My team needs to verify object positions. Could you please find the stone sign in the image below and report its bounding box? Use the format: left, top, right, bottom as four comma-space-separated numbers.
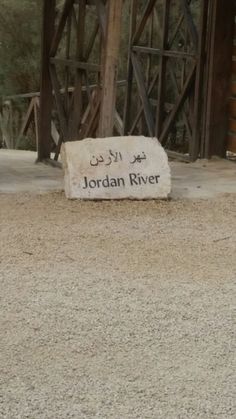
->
61, 136, 171, 200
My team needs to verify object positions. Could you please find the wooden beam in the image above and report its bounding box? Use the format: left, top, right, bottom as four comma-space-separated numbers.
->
49, 64, 68, 139
50, 57, 100, 73
190, 0, 209, 160
169, 66, 192, 141
132, 46, 195, 59
94, 0, 107, 40
34, 99, 39, 152
70, 0, 86, 139
180, 0, 198, 51
4, 80, 127, 101
129, 69, 159, 134
50, 0, 75, 57
18, 99, 35, 140
155, 0, 170, 138
131, 52, 155, 136
159, 64, 196, 145
204, 0, 235, 158
98, 0, 123, 137
123, 0, 137, 134
84, 21, 99, 61
38, 0, 56, 161
64, 8, 72, 114
132, 0, 156, 45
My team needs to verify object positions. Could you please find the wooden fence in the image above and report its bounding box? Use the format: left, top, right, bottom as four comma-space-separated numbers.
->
0, 81, 126, 159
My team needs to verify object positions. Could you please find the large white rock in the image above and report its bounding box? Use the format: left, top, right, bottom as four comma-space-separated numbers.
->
61, 136, 171, 200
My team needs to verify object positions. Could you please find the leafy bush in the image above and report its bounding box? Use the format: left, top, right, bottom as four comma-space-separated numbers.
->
0, 0, 42, 96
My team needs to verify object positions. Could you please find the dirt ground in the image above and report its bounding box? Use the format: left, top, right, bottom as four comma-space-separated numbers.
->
0, 192, 235, 418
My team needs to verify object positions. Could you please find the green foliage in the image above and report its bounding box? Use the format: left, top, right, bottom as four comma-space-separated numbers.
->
0, 0, 42, 96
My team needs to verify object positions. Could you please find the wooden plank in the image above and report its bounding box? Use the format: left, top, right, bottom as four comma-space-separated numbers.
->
94, 0, 107, 40
180, 0, 198, 51
4, 81, 126, 101
126, 3, 194, 137
50, 57, 100, 73
159, 64, 196, 145
232, 60, 236, 74
50, 0, 74, 56
167, 150, 190, 162
205, 0, 235, 158
200, 0, 214, 158
155, 0, 170, 138
167, 13, 184, 48
38, 0, 56, 161
18, 99, 35, 139
51, 121, 60, 145
132, 0, 156, 45
228, 98, 236, 118
129, 69, 159, 134
131, 52, 155, 136
229, 118, 236, 132
114, 111, 123, 136
169, 67, 192, 140
79, 91, 96, 134
98, 0, 123, 137
0, 110, 13, 149
81, 90, 101, 139
70, 0, 86, 139
54, 135, 63, 161
49, 64, 68, 139
71, 4, 78, 31
146, 12, 154, 88
132, 46, 195, 59
5, 92, 40, 100
34, 99, 39, 151
231, 81, 236, 95
227, 133, 236, 152
64, 9, 72, 114
84, 22, 99, 61
123, 0, 138, 134
190, 0, 209, 160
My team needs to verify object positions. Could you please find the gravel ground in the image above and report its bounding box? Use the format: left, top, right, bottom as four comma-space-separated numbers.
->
0, 192, 235, 419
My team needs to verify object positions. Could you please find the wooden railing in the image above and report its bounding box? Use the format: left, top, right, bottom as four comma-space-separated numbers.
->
0, 81, 126, 155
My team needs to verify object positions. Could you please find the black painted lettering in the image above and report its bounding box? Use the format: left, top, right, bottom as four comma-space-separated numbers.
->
129, 173, 139, 185
102, 175, 110, 188
89, 179, 97, 188
110, 177, 117, 187
141, 175, 148, 185
117, 177, 125, 187
148, 176, 155, 184
97, 179, 102, 188
155, 175, 160, 183
82, 176, 88, 189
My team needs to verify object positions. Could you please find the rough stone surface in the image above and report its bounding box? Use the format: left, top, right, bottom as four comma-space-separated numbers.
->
61, 136, 171, 200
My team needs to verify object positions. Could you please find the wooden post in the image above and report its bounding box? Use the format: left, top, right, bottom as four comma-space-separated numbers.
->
190, 0, 209, 160
98, 0, 123, 137
123, 0, 137, 134
204, 0, 235, 158
70, 0, 86, 139
38, 0, 55, 161
155, 0, 170, 138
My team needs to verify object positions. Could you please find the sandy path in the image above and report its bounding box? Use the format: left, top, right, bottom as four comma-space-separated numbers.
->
0, 193, 235, 418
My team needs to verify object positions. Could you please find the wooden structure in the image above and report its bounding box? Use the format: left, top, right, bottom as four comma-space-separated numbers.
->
228, 9, 236, 153
36, 1, 236, 161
